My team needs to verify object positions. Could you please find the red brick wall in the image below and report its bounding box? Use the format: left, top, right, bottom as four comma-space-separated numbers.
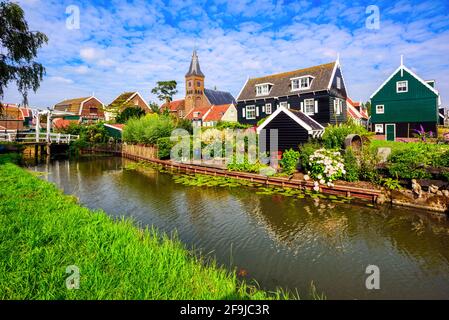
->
80, 98, 105, 120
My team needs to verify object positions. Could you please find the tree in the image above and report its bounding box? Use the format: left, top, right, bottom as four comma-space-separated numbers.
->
151, 81, 178, 104
0, 1, 48, 110
116, 106, 145, 124
148, 101, 160, 114
364, 101, 372, 116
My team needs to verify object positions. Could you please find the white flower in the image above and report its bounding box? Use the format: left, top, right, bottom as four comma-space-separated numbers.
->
313, 185, 320, 192
319, 179, 325, 185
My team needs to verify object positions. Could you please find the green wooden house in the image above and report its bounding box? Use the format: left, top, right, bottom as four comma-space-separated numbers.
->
370, 57, 441, 141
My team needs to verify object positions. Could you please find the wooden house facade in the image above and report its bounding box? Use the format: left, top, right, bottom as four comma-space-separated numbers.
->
236, 59, 348, 128
370, 58, 441, 141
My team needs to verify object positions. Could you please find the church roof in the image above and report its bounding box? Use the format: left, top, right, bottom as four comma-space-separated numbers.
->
185, 50, 205, 77
204, 88, 236, 105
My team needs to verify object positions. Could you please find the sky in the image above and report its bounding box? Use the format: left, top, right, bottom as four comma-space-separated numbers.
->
3, 0, 449, 109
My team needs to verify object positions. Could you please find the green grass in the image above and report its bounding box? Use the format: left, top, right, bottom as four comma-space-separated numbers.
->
0, 161, 286, 300
370, 139, 449, 153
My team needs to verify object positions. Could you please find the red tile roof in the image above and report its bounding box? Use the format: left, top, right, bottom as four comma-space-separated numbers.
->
161, 99, 185, 112
53, 118, 79, 130
203, 104, 231, 122
184, 106, 210, 120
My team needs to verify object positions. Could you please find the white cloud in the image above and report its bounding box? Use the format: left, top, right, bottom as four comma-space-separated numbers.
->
3, 0, 449, 109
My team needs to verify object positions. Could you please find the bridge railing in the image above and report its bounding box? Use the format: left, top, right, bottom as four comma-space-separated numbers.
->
0, 132, 79, 144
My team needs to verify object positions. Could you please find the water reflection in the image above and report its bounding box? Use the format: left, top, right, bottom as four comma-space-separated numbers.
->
31, 156, 449, 299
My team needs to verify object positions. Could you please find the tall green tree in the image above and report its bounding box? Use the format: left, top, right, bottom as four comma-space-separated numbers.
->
148, 101, 160, 114
151, 81, 178, 104
0, 1, 48, 112
116, 106, 145, 124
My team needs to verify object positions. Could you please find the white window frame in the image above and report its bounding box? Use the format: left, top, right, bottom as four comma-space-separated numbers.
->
337, 77, 342, 89
279, 101, 288, 109
376, 105, 384, 114
304, 99, 315, 116
246, 105, 256, 119
291, 76, 313, 91
334, 98, 343, 115
375, 124, 384, 133
396, 80, 408, 93
265, 103, 272, 114
255, 83, 271, 96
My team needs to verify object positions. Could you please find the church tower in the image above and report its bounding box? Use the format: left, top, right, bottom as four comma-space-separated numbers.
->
185, 50, 207, 114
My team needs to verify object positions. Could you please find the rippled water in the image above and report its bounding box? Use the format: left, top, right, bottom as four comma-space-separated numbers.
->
31, 156, 449, 299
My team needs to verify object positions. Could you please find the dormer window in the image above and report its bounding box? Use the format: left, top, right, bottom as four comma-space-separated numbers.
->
291, 76, 314, 91
255, 83, 272, 96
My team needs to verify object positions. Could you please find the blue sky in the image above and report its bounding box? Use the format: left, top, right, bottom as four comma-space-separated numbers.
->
3, 0, 449, 108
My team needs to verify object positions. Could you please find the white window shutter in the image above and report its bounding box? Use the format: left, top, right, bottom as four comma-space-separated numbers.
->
288, 103, 290, 109
262, 105, 265, 112
300, 102, 304, 112
242, 108, 246, 118
314, 100, 318, 113
256, 107, 260, 117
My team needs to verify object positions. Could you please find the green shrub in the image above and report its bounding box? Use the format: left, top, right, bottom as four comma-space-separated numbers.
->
280, 149, 300, 175
116, 106, 145, 124
322, 122, 369, 149
359, 147, 381, 183
227, 155, 264, 173
343, 148, 359, 182
157, 137, 175, 160
388, 149, 431, 179
123, 114, 174, 145
298, 142, 322, 172
215, 121, 251, 130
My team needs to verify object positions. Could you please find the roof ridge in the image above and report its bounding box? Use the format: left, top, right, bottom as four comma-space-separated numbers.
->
249, 62, 335, 81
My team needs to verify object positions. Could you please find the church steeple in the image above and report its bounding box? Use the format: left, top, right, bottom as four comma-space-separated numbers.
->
185, 49, 206, 113
185, 50, 205, 77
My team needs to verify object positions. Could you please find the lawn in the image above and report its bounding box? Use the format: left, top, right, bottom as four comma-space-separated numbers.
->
370, 139, 449, 153
0, 160, 282, 300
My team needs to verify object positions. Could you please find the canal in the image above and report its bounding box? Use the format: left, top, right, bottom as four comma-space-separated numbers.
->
31, 156, 449, 299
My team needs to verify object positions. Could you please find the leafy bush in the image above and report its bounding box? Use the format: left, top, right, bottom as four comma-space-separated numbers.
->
123, 114, 174, 145
307, 149, 346, 188
227, 155, 264, 173
157, 137, 174, 160
322, 122, 369, 149
388, 149, 431, 179
343, 148, 359, 182
215, 121, 251, 130
298, 142, 322, 172
280, 149, 300, 175
381, 178, 402, 190
116, 106, 145, 124
359, 147, 381, 183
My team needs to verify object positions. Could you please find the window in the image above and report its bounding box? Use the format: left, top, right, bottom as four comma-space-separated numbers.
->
89, 107, 98, 115
376, 105, 384, 114
279, 101, 288, 109
337, 77, 342, 89
188, 81, 192, 88
256, 84, 271, 96
397, 81, 408, 93
197, 81, 201, 87
291, 76, 313, 91
246, 105, 256, 119
375, 124, 384, 133
304, 99, 315, 115
265, 103, 272, 114
334, 99, 343, 115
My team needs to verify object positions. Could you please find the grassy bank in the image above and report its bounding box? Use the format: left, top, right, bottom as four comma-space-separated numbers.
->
0, 160, 282, 300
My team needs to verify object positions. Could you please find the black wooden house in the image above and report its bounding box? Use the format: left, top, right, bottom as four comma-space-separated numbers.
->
236, 59, 348, 127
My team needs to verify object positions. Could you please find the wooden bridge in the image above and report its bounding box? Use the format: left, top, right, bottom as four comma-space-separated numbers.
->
0, 132, 79, 144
